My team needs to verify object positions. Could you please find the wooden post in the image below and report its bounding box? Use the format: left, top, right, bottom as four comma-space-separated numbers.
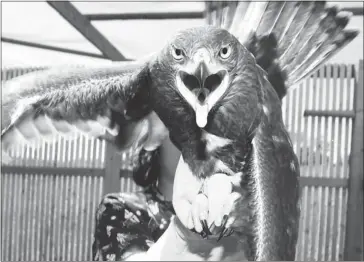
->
103, 142, 122, 195
344, 60, 364, 260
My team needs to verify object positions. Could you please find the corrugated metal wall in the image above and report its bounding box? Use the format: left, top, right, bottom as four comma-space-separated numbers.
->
1, 131, 106, 261
282, 64, 356, 261
1, 173, 103, 261
0, 64, 359, 261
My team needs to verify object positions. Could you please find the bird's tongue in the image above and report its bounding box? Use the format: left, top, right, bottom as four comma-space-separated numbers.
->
195, 103, 209, 128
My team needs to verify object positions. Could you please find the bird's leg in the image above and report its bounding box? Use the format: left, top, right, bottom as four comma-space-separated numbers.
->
214, 190, 252, 241
173, 158, 250, 240
187, 185, 210, 238
193, 173, 251, 241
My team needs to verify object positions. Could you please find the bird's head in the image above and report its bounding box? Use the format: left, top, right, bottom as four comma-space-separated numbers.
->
156, 27, 244, 128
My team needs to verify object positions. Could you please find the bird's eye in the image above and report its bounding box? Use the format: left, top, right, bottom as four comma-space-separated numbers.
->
172, 47, 184, 61
219, 45, 232, 59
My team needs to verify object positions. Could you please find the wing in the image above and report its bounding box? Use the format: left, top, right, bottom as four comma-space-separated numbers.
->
250, 66, 300, 261
205, 1, 359, 99
1, 61, 168, 164
203, 48, 300, 259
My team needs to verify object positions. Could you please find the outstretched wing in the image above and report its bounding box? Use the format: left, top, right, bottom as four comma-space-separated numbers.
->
1, 61, 168, 164
205, 1, 359, 99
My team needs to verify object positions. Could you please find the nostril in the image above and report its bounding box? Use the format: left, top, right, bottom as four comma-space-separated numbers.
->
203, 74, 222, 92
180, 71, 200, 91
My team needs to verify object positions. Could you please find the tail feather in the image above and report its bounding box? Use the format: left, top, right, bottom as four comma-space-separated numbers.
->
284, 7, 340, 74
273, 2, 312, 46
292, 29, 359, 84
277, 2, 323, 59
204, 2, 214, 26
205, 2, 227, 28
221, 2, 238, 30
214, 2, 226, 27
204, 1, 359, 99
279, 4, 326, 70
212, 2, 224, 27
255, 2, 286, 36
229, 1, 251, 35
273, 1, 317, 53
288, 10, 351, 84
236, 2, 269, 43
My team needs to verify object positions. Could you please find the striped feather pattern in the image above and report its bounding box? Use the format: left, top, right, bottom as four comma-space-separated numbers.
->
293, 29, 358, 84
204, 1, 359, 94
276, 2, 316, 55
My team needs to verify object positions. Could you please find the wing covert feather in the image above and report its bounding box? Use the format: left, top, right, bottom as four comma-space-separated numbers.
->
1, 62, 167, 163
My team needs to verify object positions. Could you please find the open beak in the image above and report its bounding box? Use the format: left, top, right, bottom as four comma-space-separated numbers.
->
176, 61, 229, 128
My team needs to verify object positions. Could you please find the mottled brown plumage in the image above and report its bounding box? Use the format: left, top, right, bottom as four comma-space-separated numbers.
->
206, 1, 358, 97
2, 26, 299, 261
145, 27, 299, 260
1, 1, 359, 260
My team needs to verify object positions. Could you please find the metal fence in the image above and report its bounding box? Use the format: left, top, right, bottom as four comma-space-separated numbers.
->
1, 62, 363, 261
281, 62, 363, 261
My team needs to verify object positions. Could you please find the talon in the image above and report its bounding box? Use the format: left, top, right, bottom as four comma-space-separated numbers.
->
217, 227, 229, 242
217, 227, 224, 242
226, 229, 234, 237
216, 214, 229, 239
209, 223, 216, 233
201, 219, 211, 235
217, 215, 231, 242
221, 215, 228, 229
200, 230, 208, 239
192, 227, 208, 239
